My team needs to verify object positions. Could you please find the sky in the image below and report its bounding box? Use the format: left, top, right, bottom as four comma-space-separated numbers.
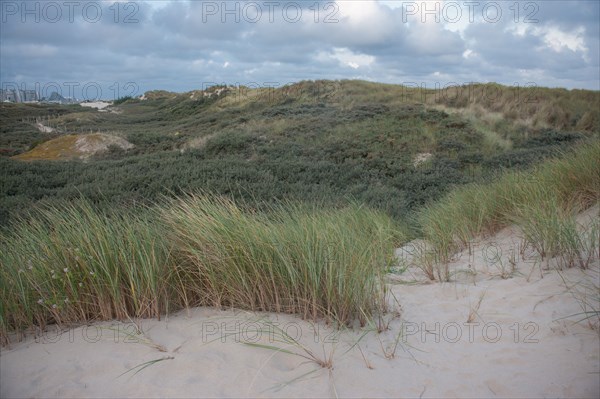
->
1, 0, 598, 100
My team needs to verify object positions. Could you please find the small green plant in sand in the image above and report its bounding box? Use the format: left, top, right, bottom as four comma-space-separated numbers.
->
557, 269, 600, 332
109, 320, 174, 380
466, 292, 486, 324
209, 317, 339, 393
106, 321, 167, 352
397, 240, 438, 281
117, 356, 175, 379
243, 319, 336, 370
481, 243, 519, 280
345, 293, 415, 363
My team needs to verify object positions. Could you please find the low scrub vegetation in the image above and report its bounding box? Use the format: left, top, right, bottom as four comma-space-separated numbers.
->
1, 81, 596, 226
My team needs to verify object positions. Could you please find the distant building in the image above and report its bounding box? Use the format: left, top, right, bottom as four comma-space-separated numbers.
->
22, 89, 39, 102
1, 89, 17, 102
0, 88, 39, 103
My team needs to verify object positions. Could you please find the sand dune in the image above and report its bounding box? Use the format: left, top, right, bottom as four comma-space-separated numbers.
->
2, 214, 598, 398
13, 133, 134, 161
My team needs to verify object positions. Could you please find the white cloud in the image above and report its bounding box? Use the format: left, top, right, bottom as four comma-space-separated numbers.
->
508, 24, 588, 54
141, 0, 170, 10
508, 24, 530, 37
331, 0, 396, 45
317, 48, 376, 69
378, 0, 403, 10
538, 26, 587, 53
1, 0, 597, 91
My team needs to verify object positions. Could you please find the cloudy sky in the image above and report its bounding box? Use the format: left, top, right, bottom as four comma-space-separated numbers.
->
1, 0, 598, 99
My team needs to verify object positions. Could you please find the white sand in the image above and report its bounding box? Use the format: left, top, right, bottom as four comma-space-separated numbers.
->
2, 214, 599, 398
79, 101, 111, 110
35, 122, 54, 133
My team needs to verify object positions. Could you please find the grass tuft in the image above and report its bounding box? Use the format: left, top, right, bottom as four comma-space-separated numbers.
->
0, 197, 400, 344
163, 196, 400, 325
418, 141, 600, 279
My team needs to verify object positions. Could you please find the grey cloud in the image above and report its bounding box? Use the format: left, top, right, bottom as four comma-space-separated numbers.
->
1, 0, 597, 95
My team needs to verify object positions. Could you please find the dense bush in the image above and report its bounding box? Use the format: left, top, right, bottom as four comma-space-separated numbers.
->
112, 96, 133, 105
0, 81, 595, 227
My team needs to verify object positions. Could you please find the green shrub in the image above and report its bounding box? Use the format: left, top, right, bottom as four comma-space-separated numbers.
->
113, 96, 133, 105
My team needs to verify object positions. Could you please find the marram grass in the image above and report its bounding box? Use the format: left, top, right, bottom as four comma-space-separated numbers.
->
418, 141, 600, 277
0, 197, 401, 344
0, 202, 173, 344
162, 196, 400, 325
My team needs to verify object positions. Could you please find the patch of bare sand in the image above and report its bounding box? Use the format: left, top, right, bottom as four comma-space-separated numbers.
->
13, 133, 134, 161
79, 101, 111, 110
